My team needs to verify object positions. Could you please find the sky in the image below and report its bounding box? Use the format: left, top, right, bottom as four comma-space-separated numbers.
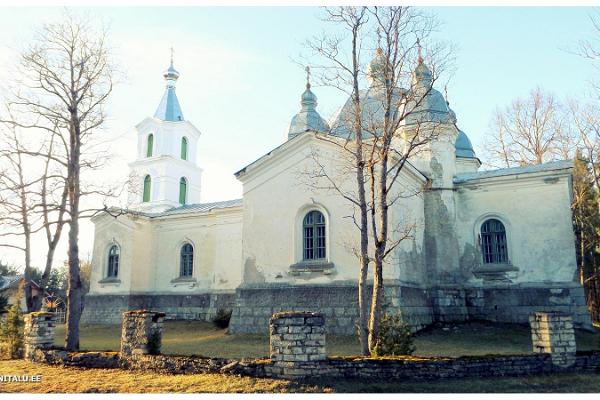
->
0, 6, 597, 271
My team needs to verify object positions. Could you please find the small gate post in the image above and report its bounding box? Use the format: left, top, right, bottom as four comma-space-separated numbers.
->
529, 311, 576, 368
269, 311, 326, 379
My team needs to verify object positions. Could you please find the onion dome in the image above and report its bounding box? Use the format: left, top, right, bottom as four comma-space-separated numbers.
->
329, 49, 406, 139
404, 48, 455, 126
455, 129, 476, 158
367, 48, 392, 88
154, 50, 184, 122
288, 67, 330, 140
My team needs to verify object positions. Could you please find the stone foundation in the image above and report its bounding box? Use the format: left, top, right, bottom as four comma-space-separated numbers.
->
80, 282, 591, 333
229, 281, 591, 334
121, 310, 165, 356
466, 284, 591, 328
81, 292, 235, 325
530, 311, 576, 367
229, 282, 433, 335
24, 312, 56, 360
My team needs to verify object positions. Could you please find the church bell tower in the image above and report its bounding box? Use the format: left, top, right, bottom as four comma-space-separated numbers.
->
128, 52, 203, 212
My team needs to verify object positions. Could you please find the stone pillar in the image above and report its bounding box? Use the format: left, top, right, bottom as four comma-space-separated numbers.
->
120, 310, 165, 357
269, 311, 326, 378
23, 312, 56, 360
529, 311, 576, 368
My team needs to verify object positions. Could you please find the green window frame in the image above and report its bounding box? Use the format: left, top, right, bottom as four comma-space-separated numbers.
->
146, 134, 154, 157
143, 175, 151, 202
181, 137, 188, 160
179, 177, 187, 205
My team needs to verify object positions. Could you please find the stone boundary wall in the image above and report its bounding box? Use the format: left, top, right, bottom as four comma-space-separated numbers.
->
27, 309, 600, 381
28, 346, 600, 381
28, 348, 121, 369
81, 293, 236, 325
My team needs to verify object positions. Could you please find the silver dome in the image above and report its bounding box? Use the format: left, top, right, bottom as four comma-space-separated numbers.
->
288, 85, 330, 139
455, 129, 476, 158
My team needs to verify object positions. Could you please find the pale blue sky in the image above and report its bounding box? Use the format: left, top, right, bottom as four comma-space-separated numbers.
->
0, 6, 597, 268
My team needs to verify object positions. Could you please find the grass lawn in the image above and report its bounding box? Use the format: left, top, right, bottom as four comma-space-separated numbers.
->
2, 359, 600, 393
53, 320, 600, 358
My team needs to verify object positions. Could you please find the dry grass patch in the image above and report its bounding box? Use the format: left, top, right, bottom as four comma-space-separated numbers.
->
3, 360, 600, 393
0, 360, 326, 393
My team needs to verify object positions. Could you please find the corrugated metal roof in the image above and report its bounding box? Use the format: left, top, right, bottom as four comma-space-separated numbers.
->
454, 160, 573, 184
147, 198, 243, 218
0, 274, 23, 291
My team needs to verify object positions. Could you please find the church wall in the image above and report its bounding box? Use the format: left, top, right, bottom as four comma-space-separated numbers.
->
454, 172, 577, 285
240, 141, 361, 283
391, 187, 427, 285
89, 214, 152, 296
239, 136, 428, 285
150, 208, 243, 292
82, 208, 242, 325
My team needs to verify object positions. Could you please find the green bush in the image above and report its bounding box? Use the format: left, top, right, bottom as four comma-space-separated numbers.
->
0, 295, 8, 314
212, 309, 232, 329
372, 314, 415, 357
147, 330, 162, 355
0, 303, 24, 359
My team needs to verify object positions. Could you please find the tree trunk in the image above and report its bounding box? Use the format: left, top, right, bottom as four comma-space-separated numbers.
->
348, 14, 370, 356
357, 195, 369, 355
23, 226, 33, 312
65, 116, 82, 351
17, 151, 34, 312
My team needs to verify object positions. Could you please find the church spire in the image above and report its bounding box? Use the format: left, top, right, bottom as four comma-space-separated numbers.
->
287, 66, 330, 140
154, 48, 184, 122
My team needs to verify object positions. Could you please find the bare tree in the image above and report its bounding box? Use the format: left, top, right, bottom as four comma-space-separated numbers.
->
304, 6, 372, 356
576, 11, 600, 95
0, 124, 38, 311
483, 87, 574, 168
1, 12, 116, 350
571, 100, 600, 189
305, 6, 450, 354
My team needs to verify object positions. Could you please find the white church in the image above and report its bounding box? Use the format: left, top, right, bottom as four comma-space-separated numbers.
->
82, 50, 591, 333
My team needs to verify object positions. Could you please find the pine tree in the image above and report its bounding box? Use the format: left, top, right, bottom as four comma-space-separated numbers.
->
572, 151, 600, 284
0, 303, 24, 359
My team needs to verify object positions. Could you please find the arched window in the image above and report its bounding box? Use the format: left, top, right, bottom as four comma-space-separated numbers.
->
179, 177, 187, 205
107, 245, 120, 278
143, 175, 151, 202
146, 134, 154, 157
481, 218, 508, 264
180, 243, 194, 277
181, 137, 188, 160
303, 210, 326, 260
